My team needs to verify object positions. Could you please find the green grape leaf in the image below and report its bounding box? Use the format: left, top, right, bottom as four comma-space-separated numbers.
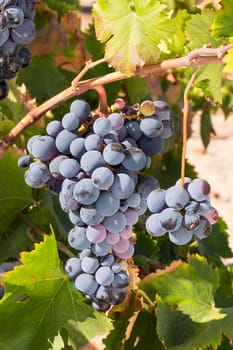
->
223, 38, 233, 73
17, 55, 68, 103
156, 301, 233, 350
93, 0, 174, 75
123, 311, 164, 350
139, 255, 225, 323
211, 0, 233, 38
194, 64, 223, 104
0, 221, 35, 262
166, 10, 190, 55
0, 234, 111, 350
200, 108, 214, 148
0, 150, 34, 236
185, 9, 221, 50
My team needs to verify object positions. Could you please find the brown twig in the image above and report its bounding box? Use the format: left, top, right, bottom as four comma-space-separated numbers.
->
180, 67, 200, 187
1, 44, 233, 156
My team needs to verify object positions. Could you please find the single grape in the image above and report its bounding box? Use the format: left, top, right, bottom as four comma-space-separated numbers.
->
93, 117, 112, 136
165, 185, 190, 210
59, 190, 79, 212
188, 178, 211, 202
68, 226, 90, 250
125, 120, 143, 141
56, 130, 78, 154
203, 207, 218, 224
122, 146, 147, 171
159, 208, 183, 232
119, 225, 132, 239
110, 173, 135, 200
24, 161, 50, 188
125, 208, 139, 226
18, 155, 33, 168
147, 189, 166, 213
62, 112, 80, 131
95, 266, 114, 286
86, 224, 107, 244
70, 138, 86, 158
59, 158, 80, 178
112, 271, 130, 288
95, 191, 120, 217
80, 205, 104, 226
69, 99, 90, 121
74, 273, 98, 295
106, 231, 120, 245
103, 142, 125, 165
65, 257, 82, 279
107, 113, 124, 130
146, 213, 167, 237
100, 254, 115, 267
185, 201, 200, 214
0, 28, 9, 47
169, 226, 193, 245
92, 300, 111, 312
103, 211, 127, 233
91, 167, 114, 190
160, 119, 174, 139
95, 285, 112, 303
73, 178, 100, 205
139, 100, 155, 116
46, 120, 63, 138
85, 134, 103, 151
140, 116, 163, 138
193, 217, 212, 239
81, 256, 99, 274
80, 150, 104, 173
111, 262, 122, 273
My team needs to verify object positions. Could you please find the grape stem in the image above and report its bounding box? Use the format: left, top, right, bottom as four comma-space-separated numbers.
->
0, 43, 233, 157
180, 67, 200, 187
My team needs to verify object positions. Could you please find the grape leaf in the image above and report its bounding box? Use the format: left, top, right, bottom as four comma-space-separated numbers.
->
194, 64, 223, 104
156, 301, 233, 350
185, 9, 222, 50
166, 10, 190, 56
211, 0, 233, 38
17, 55, 68, 103
0, 234, 111, 350
123, 311, 165, 350
0, 150, 34, 236
139, 255, 225, 323
93, 0, 174, 75
223, 39, 233, 73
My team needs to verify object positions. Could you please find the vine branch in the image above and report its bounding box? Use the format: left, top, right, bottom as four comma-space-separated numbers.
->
1, 43, 233, 157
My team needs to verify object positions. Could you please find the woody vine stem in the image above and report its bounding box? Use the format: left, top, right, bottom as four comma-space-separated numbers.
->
0, 44, 233, 157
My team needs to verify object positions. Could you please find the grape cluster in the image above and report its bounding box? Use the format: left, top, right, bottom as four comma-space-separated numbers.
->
65, 249, 130, 311
18, 97, 173, 310
145, 177, 218, 245
0, 0, 36, 99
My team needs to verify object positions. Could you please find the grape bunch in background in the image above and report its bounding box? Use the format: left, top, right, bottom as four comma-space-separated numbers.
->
0, 0, 36, 99
146, 177, 219, 245
18, 97, 173, 311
